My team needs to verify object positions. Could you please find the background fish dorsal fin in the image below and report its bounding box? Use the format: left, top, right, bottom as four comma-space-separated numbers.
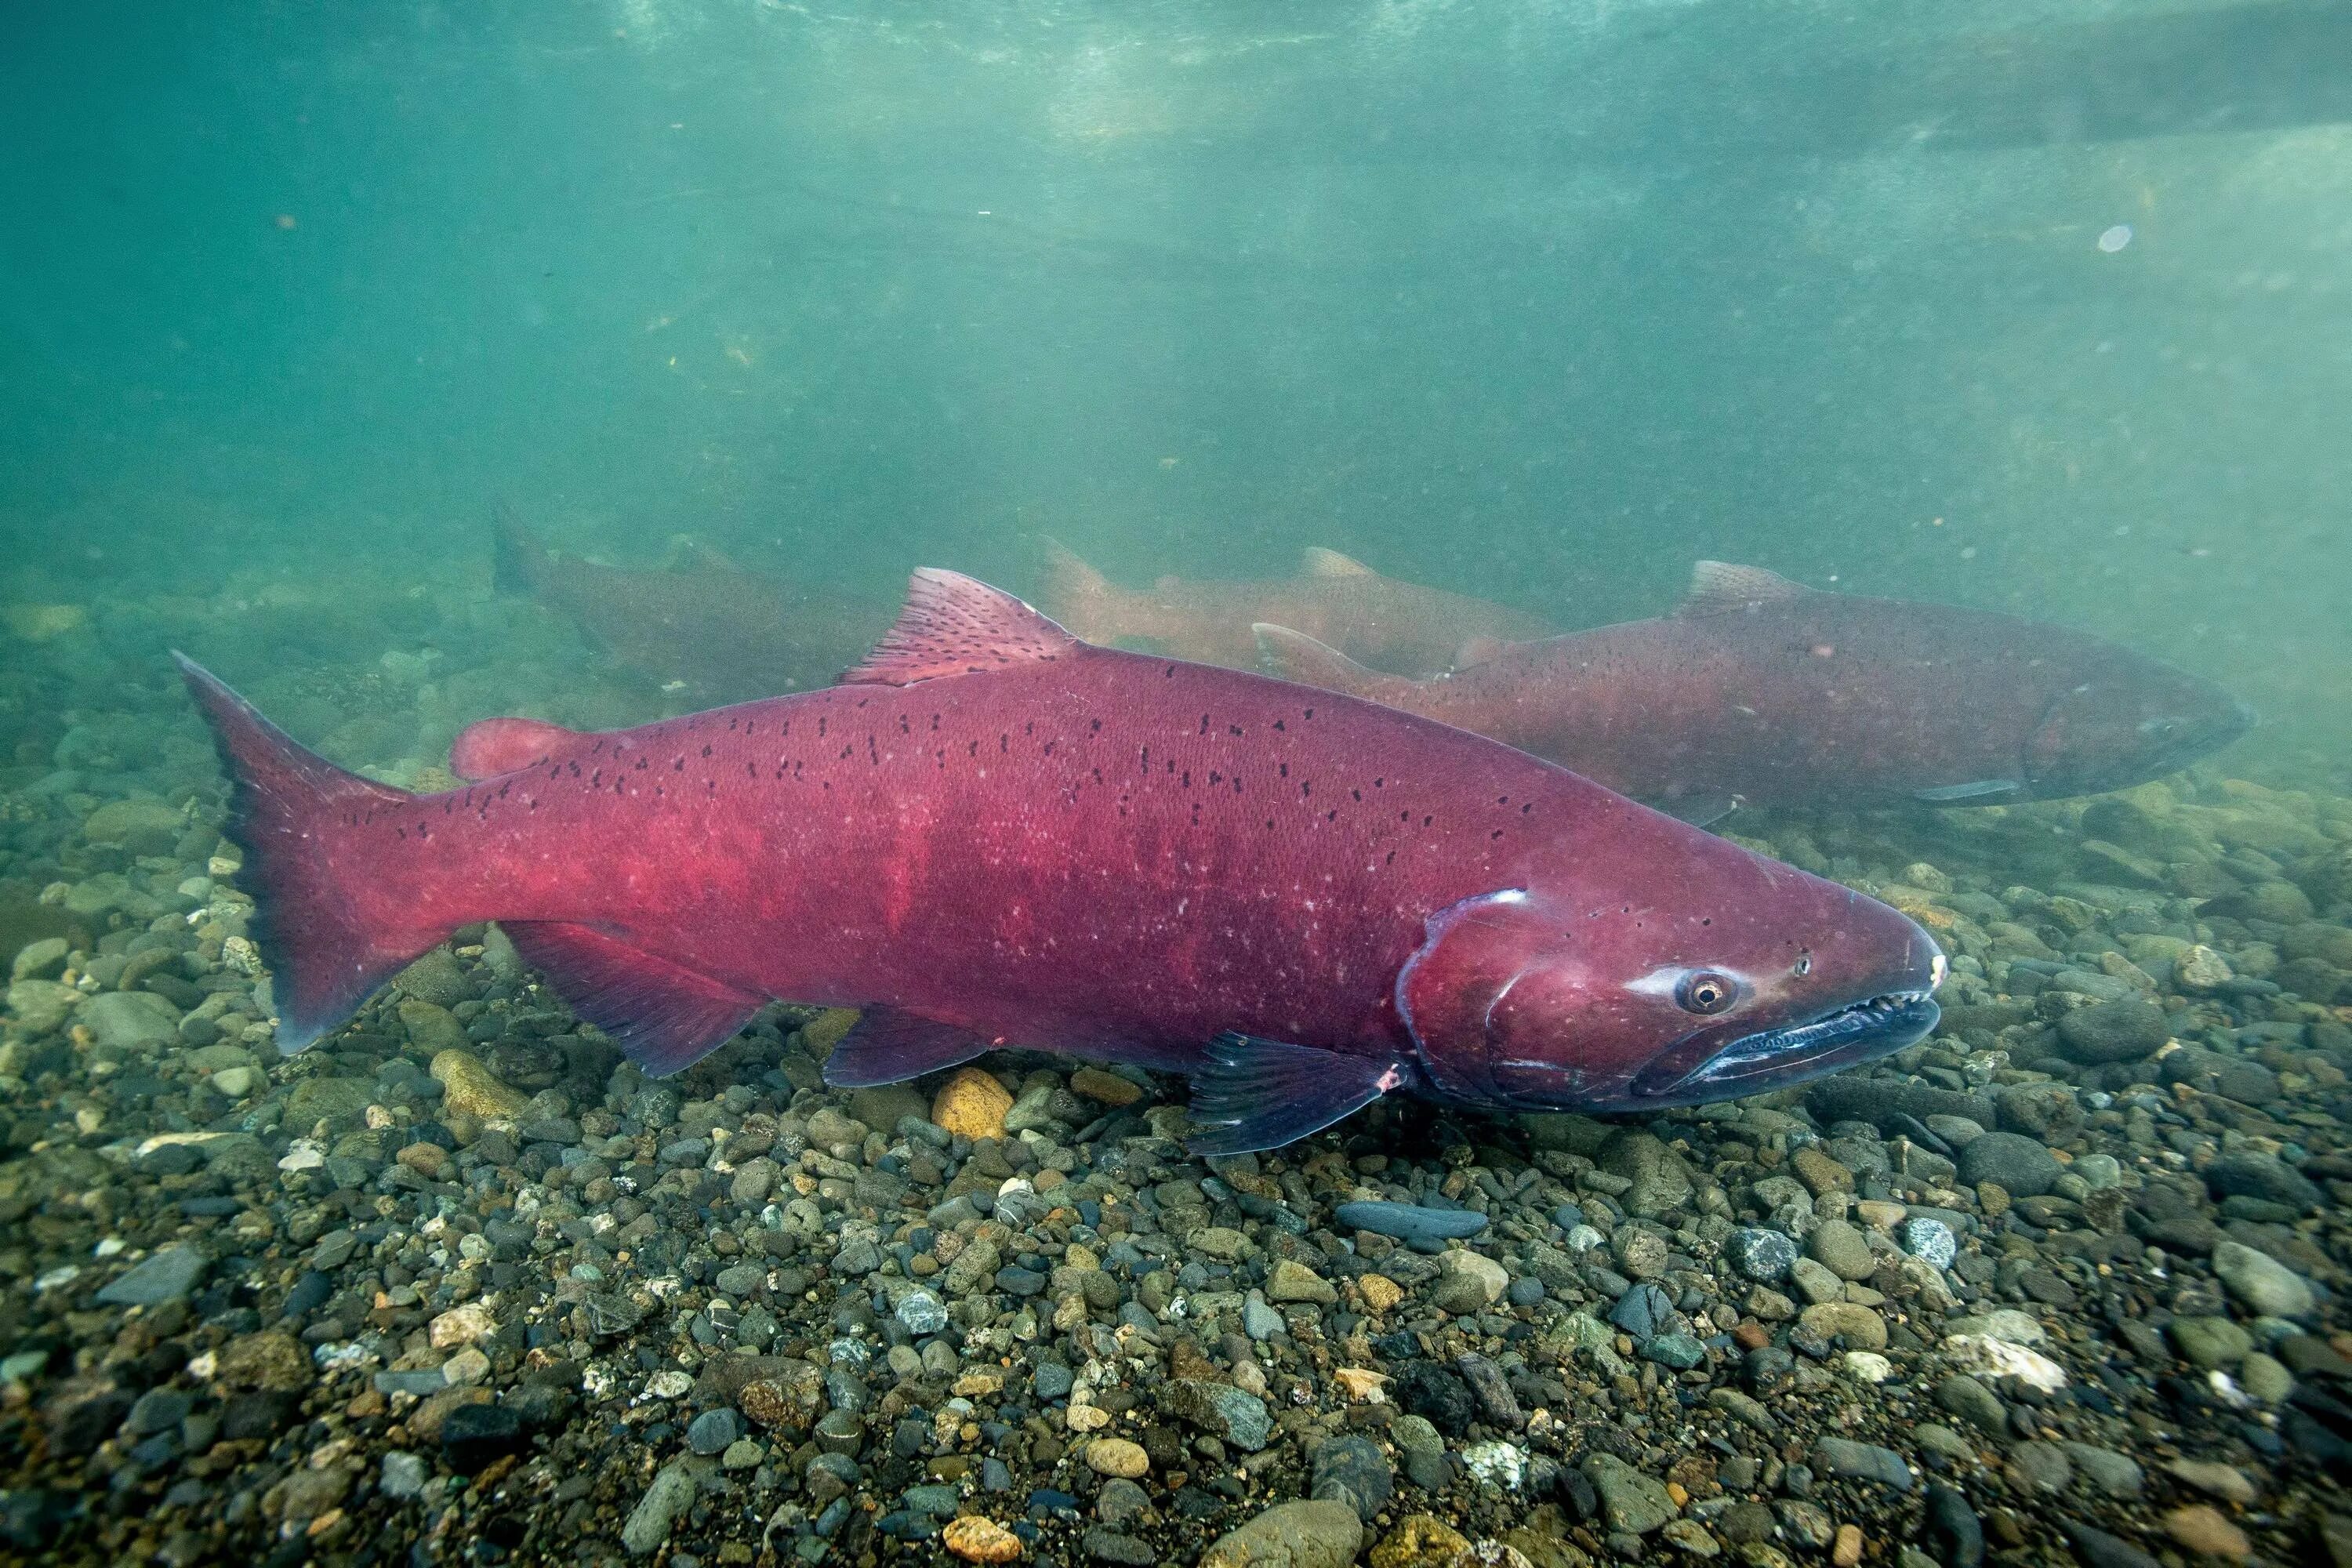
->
844, 568, 1080, 686
449, 716, 584, 780
1678, 560, 1810, 615
1301, 546, 1377, 579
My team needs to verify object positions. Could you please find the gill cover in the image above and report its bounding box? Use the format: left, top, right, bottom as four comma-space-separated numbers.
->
1396, 889, 1581, 1105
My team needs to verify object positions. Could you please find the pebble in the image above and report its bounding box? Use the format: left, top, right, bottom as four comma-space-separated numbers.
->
943, 1516, 1025, 1563
931, 1068, 1013, 1139
1955, 1132, 2060, 1197
2162, 1506, 2251, 1560
1806, 1218, 1875, 1281
1582, 1452, 1678, 1534
1084, 1438, 1150, 1479
2211, 1240, 2315, 1318
1201, 1499, 1364, 1568
688, 1408, 741, 1454
1728, 1227, 1798, 1282
1898, 1216, 1957, 1268
94, 1246, 205, 1306
1332, 1200, 1489, 1243
1812, 1438, 1913, 1490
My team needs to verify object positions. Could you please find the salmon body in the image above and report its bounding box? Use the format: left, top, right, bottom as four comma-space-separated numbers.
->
182, 570, 1940, 1153
1040, 540, 1554, 674
495, 507, 891, 701
1258, 561, 2253, 820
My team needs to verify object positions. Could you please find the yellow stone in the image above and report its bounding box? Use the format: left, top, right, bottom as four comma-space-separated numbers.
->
429, 1050, 528, 1120
943, 1516, 1024, 1564
1832, 1525, 1864, 1568
1334, 1367, 1389, 1403
2163, 1506, 2250, 1561
802, 1007, 862, 1056
1372, 1515, 1473, 1568
1065, 1403, 1111, 1432
933, 1067, 1014, 1140
1070, 1066, 1144, 1106
1358, 1274, 1404, 1313
1084, 1437, 1150, 1479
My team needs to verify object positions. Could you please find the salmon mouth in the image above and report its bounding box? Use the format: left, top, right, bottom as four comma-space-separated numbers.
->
1613, 987, 1941, 1109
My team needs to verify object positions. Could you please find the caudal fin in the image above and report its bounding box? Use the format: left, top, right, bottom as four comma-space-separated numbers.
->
491, 499, 550, 597
176, 655, 448, 1054
1251, 623, 1416, 705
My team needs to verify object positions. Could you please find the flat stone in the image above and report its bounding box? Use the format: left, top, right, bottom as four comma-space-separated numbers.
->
1813, 1437, 1913, 1490
1806, 1219, 1875, 1281
2211, 1241, 2315, 1318
1582, 1451, 1678, 1534
1332, 1201, 1489, 1243
622, 1457, 713, 1555
96, 1246, 205, 1306
81, 989, 180, 1051
2169, 1316, 2252, 1370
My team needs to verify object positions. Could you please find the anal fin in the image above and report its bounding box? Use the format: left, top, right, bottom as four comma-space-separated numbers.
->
1185, 1033, 1412, 1156
821, 1008, 996, 1088
500, 920, 764, 1076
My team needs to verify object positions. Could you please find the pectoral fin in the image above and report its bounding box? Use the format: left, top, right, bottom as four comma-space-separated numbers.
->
1646, 792, 1743, 828
821, 1008, 996, 1087
1913, 778, 2022, 802
500, 920, 765, 1076
1184, 1033, 1413, 1156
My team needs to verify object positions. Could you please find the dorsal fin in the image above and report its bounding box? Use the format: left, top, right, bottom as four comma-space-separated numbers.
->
449, 716, 586, 781
1301, 546, 1376, 579
843, 569, 1080, 686
1678, 560, 1810, 615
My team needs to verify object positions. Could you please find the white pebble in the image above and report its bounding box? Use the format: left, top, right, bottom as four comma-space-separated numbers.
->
2098, 224, 2132, 252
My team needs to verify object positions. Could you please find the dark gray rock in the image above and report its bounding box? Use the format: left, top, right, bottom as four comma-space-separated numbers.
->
2056, 1000, 2168, 1063
1955, 1132, 2060, 1196
2205, 1152, 2323, 1212
1331, 1200, 1488, 1243
96, 1247, 205, 1307
1812, 1437, 1912, 1490
1309, 1433, 1394, 1521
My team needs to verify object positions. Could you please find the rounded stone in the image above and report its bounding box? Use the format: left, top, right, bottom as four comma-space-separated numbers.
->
931, 1068, 1013, 1140
1898, 1217, 1958, 1269
1806, 1219, 1875, 1282
1084, 1437, 1151, 1479
688, 1408, 741, 1455
1727, 1228, 1798, 1283
1955, 1132, 2060, 1197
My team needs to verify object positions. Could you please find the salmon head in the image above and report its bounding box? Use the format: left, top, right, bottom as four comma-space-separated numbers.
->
1396, 841, 1944, 1112
2019, 661, 2255, 800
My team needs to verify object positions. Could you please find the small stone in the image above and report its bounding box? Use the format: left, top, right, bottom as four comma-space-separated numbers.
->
2162, 1506, 2250, 1561
96, 1246, 205, 1307
429, 1048, 528, 1120
1899, 1217, 1958, 1269
1611, 1226, 1671, 1281
1432, 1250, 1508, 1312
1799, 1301, 1887, 1350
1806, 1219, 1875, 1281
2238, 1351, 2293, 1406
1070, 1066, 1144, 1106
1727, 1228, 1798, 1283
688, 1408, 741, 1454
1583, 1452, 1679, 1534
1664, 1519, 1722, 1557
1167, 1379, 1272, 1450
1333, 1201, 1490, 1243
440, 1402, 524, 1474
1933, 1374, 2005, 1436
2061, 1444, 2143, 1499
1833, 1525, 1864, 1568
2056, 999, 2168, 1063
1956, 1133, 2060, 1198
1370, 1516, 1472, 1568
1359, 1275, 1404, 1313
2211, 1240, 2315, 1318
2169, 1316, 2252, 1370
931, 1068, 1013, 1140
1791, 1146, 1855, 1196
1310, 1433, 1394, 1521
79, 990, 179, 1051
381, 1451, 429, 1501
896, 1289, 950, 1335
1085, 1438, 1151, 1479
429, 1301, 497, 1348
1812, 1438, 1912, 1490
2162, 1461, 2257, 1505
944, 1516, 1025, 1563
1267, 1260, 1337, 1305
721, 1437, 763, 1471
622, 1457, 712, 1555
1200, 1500, 1366, 1568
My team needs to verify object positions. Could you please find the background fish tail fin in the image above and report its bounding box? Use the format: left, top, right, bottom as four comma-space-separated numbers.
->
491, 499, 550, 596
175, 655, 446, 1055
1252, 622, 1406, 702
1037, 537, 1116, 638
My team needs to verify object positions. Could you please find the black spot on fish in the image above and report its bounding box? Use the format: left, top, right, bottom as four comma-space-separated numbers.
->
1490, 829, 1504, 839
701, 745, 713, 757
673, 757, 685, 771
1228, 724, 1243, 737
1272, 719, 1286, 731
1090, 718, 1102, 732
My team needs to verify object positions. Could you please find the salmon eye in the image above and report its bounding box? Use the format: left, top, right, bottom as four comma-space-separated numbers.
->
1675, 971, 1738, 1014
